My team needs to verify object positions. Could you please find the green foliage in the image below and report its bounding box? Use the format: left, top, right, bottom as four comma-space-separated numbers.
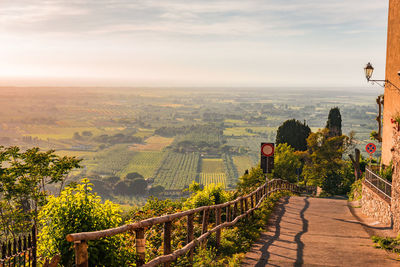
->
125, 172, 144, 180
379, 162, 393, 182
302, 128, 351, 195
236, 167, 265, 194
38, 179, 131, 266
348, 179, 363, 201
130, 178, 148, 195
276, 119, 311, 151
372, 235, 400, 253
273, 143, 301, 183
184, 183, 231, 209
114, 180, 131, 195
148, 185, 164, 196
326, 107, 342, 137
0, 146, 81, 239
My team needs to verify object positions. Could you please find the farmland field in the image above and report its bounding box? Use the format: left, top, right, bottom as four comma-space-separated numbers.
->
118, 151, 165, 179
0, 86, 381, 203
232, 156, 253, 176
130, 135, 174, 151
85, 144, 135, 175
153, 152, 200, 190
224, 127, 257, 136
201, 158, 225, 173
199, 173, 227, 188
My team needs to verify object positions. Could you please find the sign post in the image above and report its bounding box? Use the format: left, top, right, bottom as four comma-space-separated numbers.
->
261, 143, 274, 182
365, 142, 376, 166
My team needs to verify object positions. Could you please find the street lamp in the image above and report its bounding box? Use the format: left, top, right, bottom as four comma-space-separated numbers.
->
364, 62, 374, 81
364, 62, 400, 91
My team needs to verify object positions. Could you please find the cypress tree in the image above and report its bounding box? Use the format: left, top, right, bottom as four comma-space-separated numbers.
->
326, 107, 342, 137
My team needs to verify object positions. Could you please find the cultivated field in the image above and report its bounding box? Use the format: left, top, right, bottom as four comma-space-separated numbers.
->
118, 151, 165, 179
153, 152, 200, 190
199, 173, 227, 188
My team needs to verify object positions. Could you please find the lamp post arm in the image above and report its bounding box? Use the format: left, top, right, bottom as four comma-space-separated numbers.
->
368, 79, 400, 91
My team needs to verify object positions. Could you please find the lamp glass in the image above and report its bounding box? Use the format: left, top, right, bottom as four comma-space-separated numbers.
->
364, 62, 374, 80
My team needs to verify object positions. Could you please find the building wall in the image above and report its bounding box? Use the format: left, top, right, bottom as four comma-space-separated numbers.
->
382, 0, 400, 166
391, 130, 400, 232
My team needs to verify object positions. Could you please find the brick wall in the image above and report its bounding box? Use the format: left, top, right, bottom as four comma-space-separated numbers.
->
361, 182, 392, 225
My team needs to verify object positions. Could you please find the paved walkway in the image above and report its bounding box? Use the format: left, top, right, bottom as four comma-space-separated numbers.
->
242, 196, 400, 267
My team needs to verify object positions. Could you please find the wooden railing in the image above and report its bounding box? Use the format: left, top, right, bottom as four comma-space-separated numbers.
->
0, 226, 36, 267
67, 179, 313, 267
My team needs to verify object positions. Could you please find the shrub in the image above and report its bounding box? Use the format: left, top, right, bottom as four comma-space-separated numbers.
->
38, 179, 130, 266
125, 172, 144, 181
114, 180, 131, 195
184, 183, 231, 209
348, 179, 363, 201
129, 178, 148, 195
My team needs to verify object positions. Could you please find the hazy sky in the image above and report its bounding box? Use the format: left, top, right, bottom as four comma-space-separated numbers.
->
0, 0, 389, 87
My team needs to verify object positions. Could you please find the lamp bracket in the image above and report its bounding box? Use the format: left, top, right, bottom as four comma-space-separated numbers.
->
368, 79, 400, 92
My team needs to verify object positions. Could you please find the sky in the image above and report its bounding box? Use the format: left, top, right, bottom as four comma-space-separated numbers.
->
0, 0, 389, 87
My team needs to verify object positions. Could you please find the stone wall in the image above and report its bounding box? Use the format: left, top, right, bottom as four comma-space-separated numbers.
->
361, 183, 392, 225
391, 130, 400, 233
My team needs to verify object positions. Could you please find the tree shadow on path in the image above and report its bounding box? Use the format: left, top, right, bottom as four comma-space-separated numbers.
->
294, 197, 309, 267
254, 197, 290, 267
253, 197, 310, 267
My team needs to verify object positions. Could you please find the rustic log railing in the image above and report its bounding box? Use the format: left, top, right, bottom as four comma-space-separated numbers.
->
67, 179, 312, 267
0, 226, 36, 267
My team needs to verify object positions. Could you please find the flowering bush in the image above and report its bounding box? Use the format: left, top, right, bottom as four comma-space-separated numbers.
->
38, 179, 132, 266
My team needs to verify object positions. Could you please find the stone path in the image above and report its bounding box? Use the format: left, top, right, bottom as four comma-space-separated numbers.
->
242, 196, 400, 267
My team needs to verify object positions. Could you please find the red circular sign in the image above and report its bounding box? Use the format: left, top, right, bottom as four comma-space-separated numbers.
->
365, 143, 376, 154
261, 143, 274, 157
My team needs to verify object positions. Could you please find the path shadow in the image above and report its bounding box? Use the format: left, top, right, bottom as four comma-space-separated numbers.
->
333, 218, 392, 231
253, 197, 290, 267
294, 197, 309, 267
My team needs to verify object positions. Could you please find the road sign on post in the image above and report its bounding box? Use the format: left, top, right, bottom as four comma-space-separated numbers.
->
261, 143, 274, 174
365, 142, 377, 167
365, 143, 376, 154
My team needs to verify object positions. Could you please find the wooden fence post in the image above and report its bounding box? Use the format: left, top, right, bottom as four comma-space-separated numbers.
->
215, 208, 221, 249
164, 221, 172, 267
226, 205, 231, 222
244, 197, 249, 220
74, 241, 88, 267
32, 225, 37, 267
135, 228, 146, 266
201, 208, 209, 247
240, 198, 244, 215
187, 214, 194, 261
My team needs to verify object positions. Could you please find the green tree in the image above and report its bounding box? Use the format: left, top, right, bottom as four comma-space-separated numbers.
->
302, 129, 349, 194
129, 178, 148, 195
125, 172, 143, 181
38, 179, 130, 266
0, 146, 81, 239
273, 143, 301, 183
276, 119, 311, 151
148, 185, 164, 196
326, 107, 342, 137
